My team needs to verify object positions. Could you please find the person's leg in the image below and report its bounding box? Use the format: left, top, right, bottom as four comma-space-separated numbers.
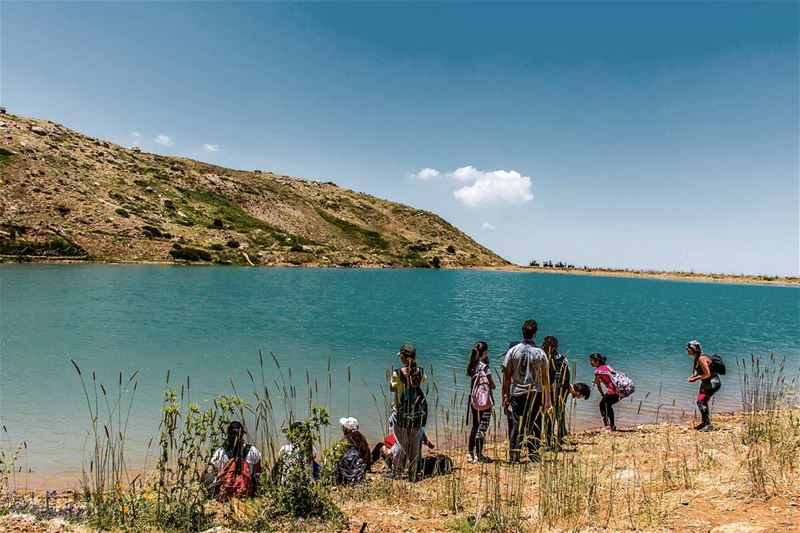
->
557, 390, 569, 443
697, 378, 721, 428
526, 392, 543, 460
600, 394, 619, 429
476, 408, 491, 458
599, 394, 610, 427
393, 426, 409, 477
509, 395, 525, 461
406, 427, 422, 481
468, 407, 479, 457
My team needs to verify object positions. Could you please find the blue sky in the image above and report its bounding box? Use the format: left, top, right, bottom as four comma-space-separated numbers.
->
2, 1, 798, 275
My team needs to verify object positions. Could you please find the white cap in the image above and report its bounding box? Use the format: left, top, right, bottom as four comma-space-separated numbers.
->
339, 417, 359, 432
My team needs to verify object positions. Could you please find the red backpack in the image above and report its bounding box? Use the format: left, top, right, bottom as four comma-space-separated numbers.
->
215, 445, 254, 501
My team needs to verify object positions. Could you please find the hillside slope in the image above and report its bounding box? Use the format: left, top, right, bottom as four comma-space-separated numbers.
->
0, 111, 507, 267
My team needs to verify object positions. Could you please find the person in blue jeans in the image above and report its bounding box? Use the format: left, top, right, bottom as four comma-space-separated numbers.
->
501, 320, 552, 462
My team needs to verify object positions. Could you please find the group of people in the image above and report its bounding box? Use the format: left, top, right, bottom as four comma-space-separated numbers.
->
205, 319, 725, 499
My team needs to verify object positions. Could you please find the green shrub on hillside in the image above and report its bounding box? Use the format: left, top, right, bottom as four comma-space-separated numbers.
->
169, 246, 212, 262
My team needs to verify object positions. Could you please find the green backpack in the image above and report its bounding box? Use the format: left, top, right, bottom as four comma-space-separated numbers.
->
395, 370, 428, 429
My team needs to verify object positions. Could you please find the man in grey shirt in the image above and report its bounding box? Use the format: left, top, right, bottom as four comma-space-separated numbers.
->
502, 319, 552, 462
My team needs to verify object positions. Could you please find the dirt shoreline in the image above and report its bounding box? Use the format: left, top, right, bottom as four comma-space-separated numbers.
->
2, 260, 797, 287
480, 265, 800, 286
3, 409, 798, 532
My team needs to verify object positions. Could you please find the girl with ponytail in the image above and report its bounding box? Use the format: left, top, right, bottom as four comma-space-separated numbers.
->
590, 352, 619, 431
466, 341, 495, 463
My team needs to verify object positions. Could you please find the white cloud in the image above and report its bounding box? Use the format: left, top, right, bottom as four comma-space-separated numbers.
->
154, 134, 174, 146
481, 222, 496, 231
410, 167, 441, 180
451, 166, 533, 208
451, 165, 483, 181
203, 143, 220, 152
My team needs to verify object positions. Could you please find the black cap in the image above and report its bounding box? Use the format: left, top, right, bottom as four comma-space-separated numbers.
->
228, 421, 245, 433
398, 344, 416, 357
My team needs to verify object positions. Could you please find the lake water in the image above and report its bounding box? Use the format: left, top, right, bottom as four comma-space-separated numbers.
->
1, 265, 798, 486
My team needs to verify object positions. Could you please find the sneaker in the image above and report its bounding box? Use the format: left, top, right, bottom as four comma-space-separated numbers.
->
466, 454, 478, 463
600, 425, 613, 432
693, 422, 706, 430
478, 455, 493, 463
698, 424, 714, 432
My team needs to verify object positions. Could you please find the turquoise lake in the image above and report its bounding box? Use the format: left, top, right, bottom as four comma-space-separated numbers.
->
1, 265, 798, 484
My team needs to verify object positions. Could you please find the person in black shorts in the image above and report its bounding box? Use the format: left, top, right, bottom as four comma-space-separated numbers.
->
686, 340, 721, 431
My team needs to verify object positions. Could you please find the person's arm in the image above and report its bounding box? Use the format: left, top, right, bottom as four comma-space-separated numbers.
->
251, 447, 263, 477
390, 369, 399, 392
688, 356, 711, 382
502, 365, 512, 406
488, 372, 496, 390
594, 374, 605, 397
501, 350, 513, 406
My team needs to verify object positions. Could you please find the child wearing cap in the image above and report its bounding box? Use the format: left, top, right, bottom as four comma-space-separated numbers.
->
390, 343, 427, 481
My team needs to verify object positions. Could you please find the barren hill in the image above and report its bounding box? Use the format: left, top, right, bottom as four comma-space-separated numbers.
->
0, 111, 507, 268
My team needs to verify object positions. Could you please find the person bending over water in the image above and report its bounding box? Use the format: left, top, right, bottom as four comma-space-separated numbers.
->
390, 344, 428, 481
590, 353, 620, 431
466, 340, 496, 463
686, 340, 722, 432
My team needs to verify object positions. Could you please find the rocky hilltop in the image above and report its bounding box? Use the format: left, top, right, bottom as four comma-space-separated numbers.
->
0, 111, 507, 267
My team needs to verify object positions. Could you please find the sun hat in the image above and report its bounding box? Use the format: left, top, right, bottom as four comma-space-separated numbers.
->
339, 417, 359, 432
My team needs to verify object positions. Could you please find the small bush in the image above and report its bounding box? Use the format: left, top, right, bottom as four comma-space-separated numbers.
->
446, 245, 456, 254
169, 247, 212, 262
210, 243, 224, 251
141, 225, 163, 238
290, 243, 305, 253
114, 208, 130, 218
432, 256, 442, 268
211, 218, 224, 229
226, 239, 240, 249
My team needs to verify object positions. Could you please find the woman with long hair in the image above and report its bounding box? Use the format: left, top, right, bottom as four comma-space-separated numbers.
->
208, 421, 262, 500
466, 340, 495, 463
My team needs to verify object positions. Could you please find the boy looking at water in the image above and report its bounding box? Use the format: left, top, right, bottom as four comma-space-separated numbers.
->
502, 320, 552, 462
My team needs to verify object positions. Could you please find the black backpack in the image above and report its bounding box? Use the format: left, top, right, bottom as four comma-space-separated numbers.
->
709, 353, 726, 375
395, 369, 428, 429
696, 353, 726, 376
336, 447, 367, 485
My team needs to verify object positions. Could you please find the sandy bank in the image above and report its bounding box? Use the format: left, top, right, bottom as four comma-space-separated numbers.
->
3, 409, 798, 532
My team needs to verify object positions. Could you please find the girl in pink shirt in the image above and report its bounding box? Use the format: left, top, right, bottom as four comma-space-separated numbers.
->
590, 353, 619, 431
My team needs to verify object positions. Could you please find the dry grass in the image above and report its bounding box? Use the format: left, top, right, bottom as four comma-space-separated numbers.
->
2, 353, 798, 532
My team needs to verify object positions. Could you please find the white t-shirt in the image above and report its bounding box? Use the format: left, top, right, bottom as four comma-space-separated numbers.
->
502, 341, 547, 396
278, 443, 318, 477
210, 445, 262, 472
